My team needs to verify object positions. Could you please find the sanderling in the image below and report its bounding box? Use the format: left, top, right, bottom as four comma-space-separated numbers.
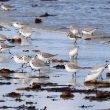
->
69, 46, 79, 59
65, 62, 81, 78
85, 64, 106, 82
67, 26, 81, 43
19, 26, 33, 38
29, 59, 49, 73
12, 21, 25, 29
13, 55, 31, 68
82, 28, 96, 35
36, 50, 57, 63
0, 3, 14, 11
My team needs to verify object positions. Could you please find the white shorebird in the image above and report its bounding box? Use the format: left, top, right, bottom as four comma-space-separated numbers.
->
0, 3, 14, 11
65, 62, 82, 78
68, 26, 81, 43
12, 21, 25, 29
69, 46, 79, 59
36, 51, 57, 63
29, 59, 49, 74
85, 64, 106, 82
82, 28, 96, 35
13, 55, 31, 68
19, 26, 33, 38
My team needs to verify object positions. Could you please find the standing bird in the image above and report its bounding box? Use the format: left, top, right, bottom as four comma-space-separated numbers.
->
67, 26, 81, 44
0, 3, 14, 11
36, 51, 57, 63
69, 46, 79, 60
65, 62, 82, 79
85, 64, 106, 82
13, 55, 31, 70
29, 59, 49, 74
19, 26, 33, 38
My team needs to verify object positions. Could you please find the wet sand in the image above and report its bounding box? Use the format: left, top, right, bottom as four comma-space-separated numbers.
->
0, 24, 110, 110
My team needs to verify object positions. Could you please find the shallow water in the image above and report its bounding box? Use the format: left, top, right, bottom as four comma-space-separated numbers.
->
0, 0, 110, 35
0, 0, 110, 110
0, 28, 110, 110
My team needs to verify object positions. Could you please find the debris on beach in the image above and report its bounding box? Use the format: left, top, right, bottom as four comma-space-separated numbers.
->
39, 12, 56, 17
16, 84, 41, 91
60, 91, 74, 99
4, 92, 21, 98
53, 64, 65, 69
106, 73, 110, 78
0, 68, 15, 76
84, 80, 110, 86
85, 93, 110, 101
35, 18, 42, 24
51, 59, 68, 63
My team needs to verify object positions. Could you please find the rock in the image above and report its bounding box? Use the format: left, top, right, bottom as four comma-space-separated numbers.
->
106, 72, 110, 78
39, 12, 56, 17
53, 64, 65, 69
35, 18, 42, 24
0, 0, 10, 1
51, 59, 68, 63
5, 92, 21, 98
32, 4, 38, 7
85, 93, 110, 101
0, 69, 15, 76
60, 92, 74, 99
8, 38, 21, 44
16, 84, 41, 91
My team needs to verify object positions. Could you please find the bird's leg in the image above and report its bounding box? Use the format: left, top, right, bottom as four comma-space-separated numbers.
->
9, 50, 11, 54
48, 60, 51, 64
74, 39, 77, 45
100, 74, 103, 80
22, 69, 23, 73
30, 68, 34, 72
18, 64, 23, 69
72, 73, 74, 79
75, 72, 76, 78
22, 64, 23, 68
74, 54, 78, 60
38, 69, 40, 76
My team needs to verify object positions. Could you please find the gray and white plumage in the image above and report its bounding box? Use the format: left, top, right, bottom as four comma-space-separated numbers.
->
69, 46, 79, 59
19, 26, 32, 38
85, 64, 106, 82
29, 59, 48, 72
0, 3, 14, 11
65, 62, 81, 74
36, 51, 57, 63
68, 26, 81, 40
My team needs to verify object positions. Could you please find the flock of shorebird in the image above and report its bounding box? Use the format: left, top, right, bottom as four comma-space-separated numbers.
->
0, 2, 110, 84
66, 26, 110, 82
